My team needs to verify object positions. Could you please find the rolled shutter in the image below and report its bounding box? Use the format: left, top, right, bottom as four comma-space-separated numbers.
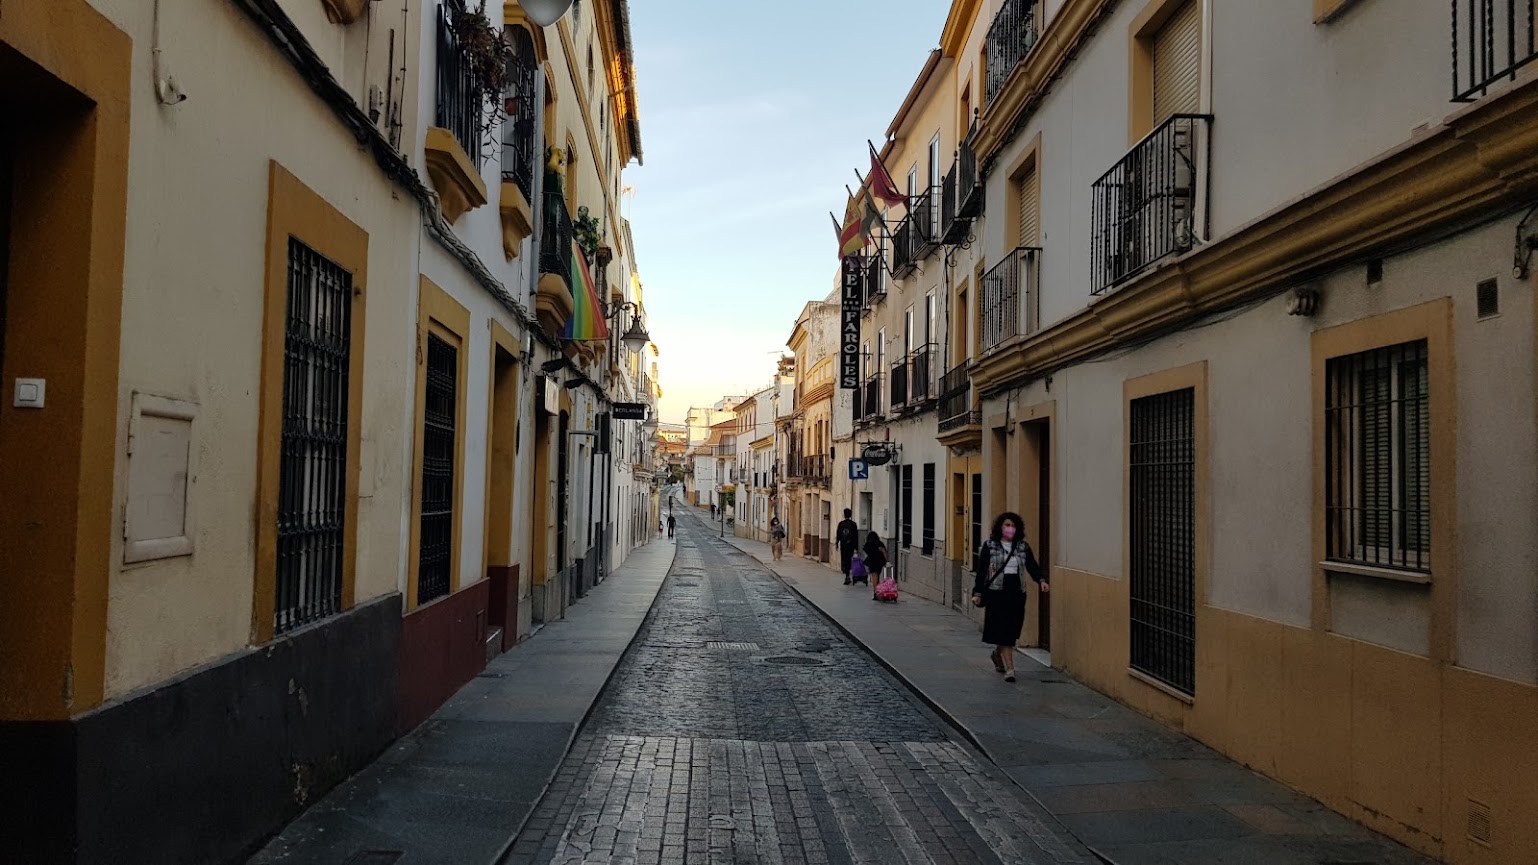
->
1016, 166, 1040, 248
1152, 0, 1201, 126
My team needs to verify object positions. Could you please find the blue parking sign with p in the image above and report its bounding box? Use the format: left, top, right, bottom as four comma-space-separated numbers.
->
848, 459, 869, 480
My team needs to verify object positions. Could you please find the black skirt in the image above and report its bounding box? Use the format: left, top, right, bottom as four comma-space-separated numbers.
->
980, 588, 1027, 645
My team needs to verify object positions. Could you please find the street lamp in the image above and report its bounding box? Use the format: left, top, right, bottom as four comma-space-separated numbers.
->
519, 0, 575, 27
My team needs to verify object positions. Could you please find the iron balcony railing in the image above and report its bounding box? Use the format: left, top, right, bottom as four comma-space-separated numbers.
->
891, 215, 917, 277
985, 0, 1040, 104
911, 187, 941, 260
937, 361, 972, 431
907, 344, 937, 404
861, 374, 883, 420
889, 359, 910, 409
863, 253, 886, 307
539, 189, 574, 291
957, 122, 983, 219
981, 246, 1041, 351
941, 164, 968, 245
500, 26, 539, 198
435, 0, 483, 165
1091, 114, 1211, 295
1453, 0, 1537, 101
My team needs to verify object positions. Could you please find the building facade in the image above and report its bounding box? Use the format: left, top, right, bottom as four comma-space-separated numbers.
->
0, 0, 660, 860
928, 0, 1538, 861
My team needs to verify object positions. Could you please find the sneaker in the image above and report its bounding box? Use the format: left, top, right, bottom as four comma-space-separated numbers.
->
1004, 672, 1016, 682
843, 578, 851, 585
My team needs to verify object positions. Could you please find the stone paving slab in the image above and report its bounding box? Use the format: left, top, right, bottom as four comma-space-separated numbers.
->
715, 516, 1435, 865
248, 538, 676, 865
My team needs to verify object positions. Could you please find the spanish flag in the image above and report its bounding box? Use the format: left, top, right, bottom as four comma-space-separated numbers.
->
838, 188, 882, 258
563, 242, 610, 341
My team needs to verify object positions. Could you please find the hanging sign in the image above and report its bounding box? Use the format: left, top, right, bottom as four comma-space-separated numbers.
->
840, 256, 862, 389
612, 402, 648, 421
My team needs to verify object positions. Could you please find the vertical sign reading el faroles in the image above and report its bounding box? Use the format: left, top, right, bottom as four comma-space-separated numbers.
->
840, 256, 862, 390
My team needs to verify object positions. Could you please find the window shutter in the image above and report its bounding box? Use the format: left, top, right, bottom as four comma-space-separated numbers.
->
1152, 0, 1201, 126
1016, 166, 1040, 248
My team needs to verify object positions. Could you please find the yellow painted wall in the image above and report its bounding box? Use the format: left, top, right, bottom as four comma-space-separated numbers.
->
91, 1, 418, 698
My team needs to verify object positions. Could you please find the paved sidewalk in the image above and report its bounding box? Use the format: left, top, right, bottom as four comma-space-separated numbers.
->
250, 538, 676, 865
716, 519, 1433, 865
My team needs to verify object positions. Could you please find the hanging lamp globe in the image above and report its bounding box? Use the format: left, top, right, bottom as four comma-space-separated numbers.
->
519, 0, 575, 27
620, 316, 651, 353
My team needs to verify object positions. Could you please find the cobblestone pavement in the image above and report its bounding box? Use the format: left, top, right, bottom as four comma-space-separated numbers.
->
502, 515, 1094, 865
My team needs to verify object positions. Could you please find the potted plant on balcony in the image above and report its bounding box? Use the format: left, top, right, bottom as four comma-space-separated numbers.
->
574, 206, 602, 262
450, 2, 515, 140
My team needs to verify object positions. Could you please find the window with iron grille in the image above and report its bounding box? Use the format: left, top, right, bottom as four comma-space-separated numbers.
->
901, 465, 914, 549
922, 464, 936, 555
1129, 387, 1195, 695
275, 239, 352, 635
418, 333, 458, 605
1325, 340, 1430, 572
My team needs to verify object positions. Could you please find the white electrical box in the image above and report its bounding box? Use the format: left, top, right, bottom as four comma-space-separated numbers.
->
13, 378, 45, 408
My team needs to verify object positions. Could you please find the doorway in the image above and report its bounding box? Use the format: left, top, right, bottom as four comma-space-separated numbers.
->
484, 342, 518, 646
819, 499, 831, 563
859, 491, 873, 539
1021, 418, 1052, 649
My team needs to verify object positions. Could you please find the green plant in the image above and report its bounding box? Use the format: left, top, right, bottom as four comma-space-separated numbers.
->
450, 3, 515, 140
574, 206, 602, 260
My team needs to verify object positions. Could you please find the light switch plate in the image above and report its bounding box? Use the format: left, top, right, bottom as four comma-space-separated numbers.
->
13, 378, 45, 409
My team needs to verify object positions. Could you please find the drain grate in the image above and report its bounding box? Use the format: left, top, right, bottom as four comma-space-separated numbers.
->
763, 655, 826, 666
706, 641, 759, 651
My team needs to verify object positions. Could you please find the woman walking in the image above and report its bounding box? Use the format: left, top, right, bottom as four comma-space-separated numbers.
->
971, 512, 1049, 682
862, 532, 889, 594
769, 517, 786, 561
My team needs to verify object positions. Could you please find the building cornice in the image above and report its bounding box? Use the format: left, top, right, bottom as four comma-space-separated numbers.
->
886, 49, 946, 141
940, 0, 984, 57
972, 74, 1538, 396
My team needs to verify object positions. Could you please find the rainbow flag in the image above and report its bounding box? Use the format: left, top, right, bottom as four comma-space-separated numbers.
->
563, 241, 610, 341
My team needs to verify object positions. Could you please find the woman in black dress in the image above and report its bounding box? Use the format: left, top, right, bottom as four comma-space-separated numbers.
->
971, 512, 1049, 682
862, 531, 888, 593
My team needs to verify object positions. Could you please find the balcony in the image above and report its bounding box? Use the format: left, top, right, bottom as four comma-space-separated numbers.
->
985, 0, 1040, 104
497, 27, 539, 261
860, 374, 884, 422
1091, 114, 1212, 295
910, 187, 941, 260
890, 215, 917, 277
906, 344, 936, 405
1453, 0, 1538, 101
981, 246, 1041, 351
534, 189, 575, 337
435, 1, 482, 166
937, 361, 977, 434
862, 253, 886, 308
889, 359, 909, 409
941, 131, 983, 245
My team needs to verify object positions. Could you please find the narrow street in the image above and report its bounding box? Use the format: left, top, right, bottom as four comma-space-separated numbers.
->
503, 512, 1093, 865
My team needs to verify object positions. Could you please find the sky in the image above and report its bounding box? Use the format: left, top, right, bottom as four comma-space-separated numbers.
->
623, 0, 951, 424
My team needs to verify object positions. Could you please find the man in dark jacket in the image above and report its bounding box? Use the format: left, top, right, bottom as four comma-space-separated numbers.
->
835, 509, 860, 585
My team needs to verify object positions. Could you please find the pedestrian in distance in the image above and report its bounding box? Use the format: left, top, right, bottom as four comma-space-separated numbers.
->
836, 508, 860, 585
769, 517, 786, 561
861, 531, 888, 598
667, 514, 676, 538
971, 511, 1049, 683
710, 502, 716, 519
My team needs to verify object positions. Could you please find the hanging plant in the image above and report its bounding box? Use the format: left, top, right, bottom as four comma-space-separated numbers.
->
451, 2, 516, 142
574, 206, 603, 262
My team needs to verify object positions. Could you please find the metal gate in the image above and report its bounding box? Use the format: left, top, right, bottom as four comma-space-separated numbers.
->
1129, 387, 1195, 695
